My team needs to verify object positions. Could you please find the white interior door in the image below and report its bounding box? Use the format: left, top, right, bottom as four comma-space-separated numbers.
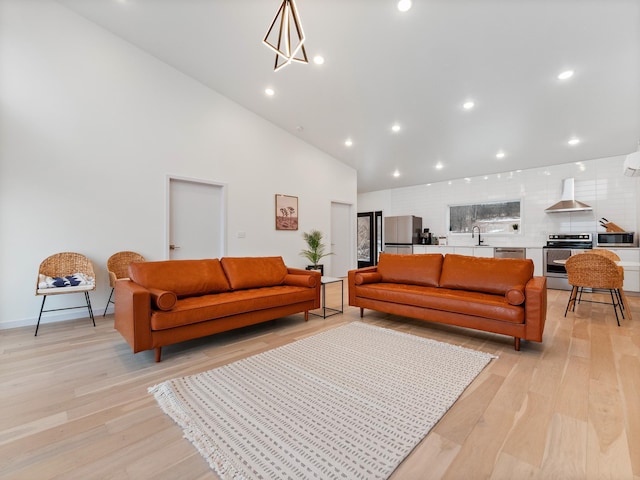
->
330, 201, 353, 277
168, 177, 225, 260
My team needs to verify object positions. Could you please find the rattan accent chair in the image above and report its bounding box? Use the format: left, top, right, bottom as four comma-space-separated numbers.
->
35, 252, 96, 335
104, 251, 145, 316
564, 252, 626, 326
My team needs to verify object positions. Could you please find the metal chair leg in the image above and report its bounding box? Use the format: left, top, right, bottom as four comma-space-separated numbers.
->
615, 289, 625, 319
85, 291, 96, 327
609, 289, 621, 326
103, 288, 114, 317
577, 287, 584, 306
564, 286, 578, 316
618, 288, 633, 320
34, 296, 47, 336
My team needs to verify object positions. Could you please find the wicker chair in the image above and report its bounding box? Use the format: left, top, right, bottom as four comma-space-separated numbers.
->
35, 252, 96, 335
104, 251, 145, 316
564, 252, 626, 326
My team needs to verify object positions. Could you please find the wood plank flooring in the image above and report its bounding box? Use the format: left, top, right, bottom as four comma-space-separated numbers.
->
1, 283, 639, 479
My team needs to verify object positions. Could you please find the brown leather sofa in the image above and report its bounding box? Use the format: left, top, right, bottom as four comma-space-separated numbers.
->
115, 256, 321, 362
348, 253, 547, 350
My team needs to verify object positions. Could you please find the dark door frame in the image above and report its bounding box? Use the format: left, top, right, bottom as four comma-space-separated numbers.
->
357, 211, 382, 268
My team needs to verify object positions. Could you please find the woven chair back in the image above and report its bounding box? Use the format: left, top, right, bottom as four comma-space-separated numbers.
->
38, 252, 95, 278
591, 249, 621, 261
565, 253, 623, 290
107, 251, 146, 287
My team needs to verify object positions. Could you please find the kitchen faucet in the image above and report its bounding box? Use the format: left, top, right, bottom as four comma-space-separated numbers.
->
472, 225, 483, 246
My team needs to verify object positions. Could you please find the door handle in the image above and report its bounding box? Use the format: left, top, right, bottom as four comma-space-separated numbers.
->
169, 244, 181, 250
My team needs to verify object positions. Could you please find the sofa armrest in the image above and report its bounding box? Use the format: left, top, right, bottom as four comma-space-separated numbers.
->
114, 279, 153, 353
348, 266, 379, 306
524, 276, 547, 342
287, 267, 321, 308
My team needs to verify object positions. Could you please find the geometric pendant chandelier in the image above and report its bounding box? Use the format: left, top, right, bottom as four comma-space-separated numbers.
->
263, 0, 308, 72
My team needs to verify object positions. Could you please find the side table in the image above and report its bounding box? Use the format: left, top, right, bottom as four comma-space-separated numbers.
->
310, 276, 344, 318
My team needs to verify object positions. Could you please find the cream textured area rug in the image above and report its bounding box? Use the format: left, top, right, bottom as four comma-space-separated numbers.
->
149, 322, 496, 480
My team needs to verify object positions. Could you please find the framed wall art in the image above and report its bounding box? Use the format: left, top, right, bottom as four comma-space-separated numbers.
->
275, 194, 298, 230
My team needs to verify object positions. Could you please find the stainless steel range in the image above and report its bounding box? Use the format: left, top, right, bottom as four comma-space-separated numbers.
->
543, 233, 593, 290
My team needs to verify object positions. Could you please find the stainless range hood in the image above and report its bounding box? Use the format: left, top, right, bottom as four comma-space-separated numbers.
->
545, 178, 592, 213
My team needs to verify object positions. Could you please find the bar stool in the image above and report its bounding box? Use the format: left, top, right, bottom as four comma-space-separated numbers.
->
564, 253, 625, 326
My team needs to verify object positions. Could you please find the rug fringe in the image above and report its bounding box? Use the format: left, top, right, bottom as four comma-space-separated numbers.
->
148, 383, 247, 480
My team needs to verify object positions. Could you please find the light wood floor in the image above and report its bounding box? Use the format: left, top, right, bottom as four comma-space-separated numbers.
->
1, 284, 639, 479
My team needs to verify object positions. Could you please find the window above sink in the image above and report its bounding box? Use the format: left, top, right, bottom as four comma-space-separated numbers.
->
449, 200, 521, 235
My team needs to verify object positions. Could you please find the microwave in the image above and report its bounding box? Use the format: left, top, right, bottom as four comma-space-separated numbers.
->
596, 232, 636, 247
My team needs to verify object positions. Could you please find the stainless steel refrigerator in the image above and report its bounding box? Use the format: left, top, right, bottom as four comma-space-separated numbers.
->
384, 215, 422, 254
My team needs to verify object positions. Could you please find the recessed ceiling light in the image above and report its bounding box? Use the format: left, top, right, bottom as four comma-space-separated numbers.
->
435, 162, 444, 170
496, 151, 506, 159
344, 138, 353, 147
393, 170, 400, 177
391, 123, 401, 133
264, 88, 275, 96
313, 55, 325, 65
397, 0, 412, 12
568, 137, 581, 146
463, 101, 475, 110
558, 70, 574, 80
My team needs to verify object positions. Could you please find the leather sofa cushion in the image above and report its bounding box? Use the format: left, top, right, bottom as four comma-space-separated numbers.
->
221, 256, 288, 290
129, 259, 230, 298
439, 254, 533, 295
355, 282, 524, 324
150, 285, 315, 330
376, 253, 443, 287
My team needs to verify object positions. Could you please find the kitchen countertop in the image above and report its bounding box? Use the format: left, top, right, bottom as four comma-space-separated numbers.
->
415, 244, 640, 250
414, 244, 543, 248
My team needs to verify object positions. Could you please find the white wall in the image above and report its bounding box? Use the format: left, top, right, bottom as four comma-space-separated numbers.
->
0, 0, 357, 328
359, 156, 640, 247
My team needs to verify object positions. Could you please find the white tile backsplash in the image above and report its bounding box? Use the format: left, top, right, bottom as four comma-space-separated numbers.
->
359, 155, 639, 247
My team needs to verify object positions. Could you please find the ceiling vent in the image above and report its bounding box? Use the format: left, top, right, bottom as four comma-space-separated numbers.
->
623, 150, 640, 177
545, 178, 592, 213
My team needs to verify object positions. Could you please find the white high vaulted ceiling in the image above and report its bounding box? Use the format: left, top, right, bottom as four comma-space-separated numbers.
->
57, 0, 640, 193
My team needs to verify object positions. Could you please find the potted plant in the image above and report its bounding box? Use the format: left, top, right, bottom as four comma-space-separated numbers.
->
300, 229, 332, 276
512, 223, 519, 232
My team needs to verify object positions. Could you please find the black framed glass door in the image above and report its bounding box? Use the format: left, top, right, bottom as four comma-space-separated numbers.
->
357, 211, 382, 268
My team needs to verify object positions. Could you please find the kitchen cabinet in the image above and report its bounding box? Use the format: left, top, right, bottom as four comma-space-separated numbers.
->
608, 248, 640, 292
426, 246, 455, 254
454, 247, 474, 256
526, 248, 543, 277
412, 245, 427, 254
473, 247, 494, 258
